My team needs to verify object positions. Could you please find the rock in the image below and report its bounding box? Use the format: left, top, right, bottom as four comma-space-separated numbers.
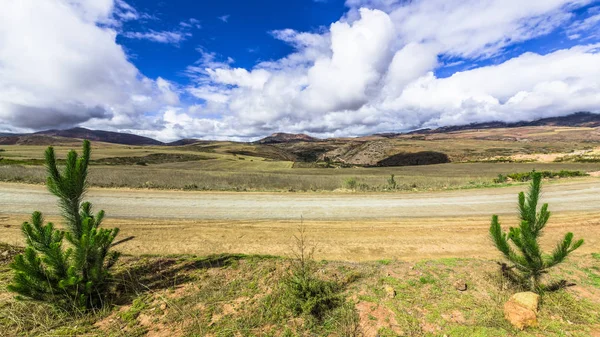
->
504, 292, 540, 330
160, 303, 167, 311
453, 279, 467, 291
384, 285, 396, 299
1, 251, 8, 257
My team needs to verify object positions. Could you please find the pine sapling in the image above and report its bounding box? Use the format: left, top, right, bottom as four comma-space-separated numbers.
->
8, 140, 120, 310
489, 172, 584, 292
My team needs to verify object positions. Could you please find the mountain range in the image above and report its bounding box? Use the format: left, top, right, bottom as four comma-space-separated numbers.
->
1, 112, 598, 146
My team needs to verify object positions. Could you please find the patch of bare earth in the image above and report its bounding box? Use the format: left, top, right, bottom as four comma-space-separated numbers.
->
356, 301, 403, 337
588, 171, 600, 177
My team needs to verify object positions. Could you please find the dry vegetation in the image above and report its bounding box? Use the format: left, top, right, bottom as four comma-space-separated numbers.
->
1, 125, 599, 192
0, 144, 599, 192
1, 243, 599, 336
1, 127, 600, 336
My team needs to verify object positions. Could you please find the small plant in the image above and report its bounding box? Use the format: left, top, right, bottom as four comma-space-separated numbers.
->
8, 140, 121, 310
387, 174, 397, 190
283, 220, 341, 319
493, 174, 508, 184
490, 172, 584, 292
344, 177, 357, 190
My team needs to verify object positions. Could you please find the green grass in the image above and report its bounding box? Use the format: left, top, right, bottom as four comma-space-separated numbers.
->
1, 251, 599, 336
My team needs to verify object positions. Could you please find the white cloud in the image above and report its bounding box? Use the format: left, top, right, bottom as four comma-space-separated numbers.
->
179, 18, 202, 29
173, 1, 600, 142
1, 0, 599, 141
567, 7, 600, 39
382, 44, 600, 128
218, 15, 231, 23
123, 30, 191, 44
0, 0, 177, 130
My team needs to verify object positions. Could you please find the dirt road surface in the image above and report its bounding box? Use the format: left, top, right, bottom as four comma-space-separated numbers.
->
1, 181, 599, 261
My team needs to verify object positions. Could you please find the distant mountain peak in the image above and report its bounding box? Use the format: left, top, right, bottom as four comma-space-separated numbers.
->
402, 112, 600, 135
33, 127, 164, 146
256, 132, 319, 144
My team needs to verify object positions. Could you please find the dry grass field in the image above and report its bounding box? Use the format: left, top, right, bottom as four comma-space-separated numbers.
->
1, 180, 599, 260
1, 134, 599, 191
1, 127, 600, 336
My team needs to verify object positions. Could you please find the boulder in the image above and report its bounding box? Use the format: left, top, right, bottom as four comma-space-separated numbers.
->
504, 292, 540, 330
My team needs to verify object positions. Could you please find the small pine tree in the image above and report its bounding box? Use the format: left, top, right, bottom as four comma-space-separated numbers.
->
489, 172, 583, 292
283, 220, 341, 319
8, 140, 120, 310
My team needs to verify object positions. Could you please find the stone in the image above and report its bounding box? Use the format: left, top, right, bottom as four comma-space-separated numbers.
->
160, 303, 167, 311
383, 285, 396, 299
504, 292, 540, 330
453, 279, 468, 291
511, 292, 539, 313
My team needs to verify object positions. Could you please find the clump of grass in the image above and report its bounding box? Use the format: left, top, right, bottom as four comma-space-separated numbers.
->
343, 177, 357, 190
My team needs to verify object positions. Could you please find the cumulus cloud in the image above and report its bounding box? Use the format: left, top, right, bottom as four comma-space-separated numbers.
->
0, 0, 177, 132
1, 0, 599, 141
175, 1, 599, 141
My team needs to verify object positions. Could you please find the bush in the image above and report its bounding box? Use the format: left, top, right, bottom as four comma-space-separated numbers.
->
8, 140, 120, 310
490, 172, 584, 292
387, 174, 397, 189
493, 174, 508, 184
283, 223, 341, 319
505, 170, 587, 182
344, 177, 357, 190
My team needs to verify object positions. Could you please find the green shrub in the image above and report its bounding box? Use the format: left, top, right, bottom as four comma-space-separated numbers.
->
283, 224, 342, 319
490, 172, 584, 292
493, 174, 508, 184
505, 170, 587, 182
387, 174, 397, 189
8, 140, 120, 310
344, 177, 357, 190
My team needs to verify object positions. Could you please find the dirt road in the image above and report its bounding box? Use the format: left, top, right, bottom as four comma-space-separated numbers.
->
0, 181, 599, 260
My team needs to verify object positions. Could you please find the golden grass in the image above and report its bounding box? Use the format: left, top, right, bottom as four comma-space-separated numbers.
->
2, 211, 598, 262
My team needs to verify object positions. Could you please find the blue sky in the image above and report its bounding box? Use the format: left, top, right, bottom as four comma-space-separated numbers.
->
1, 0, 600, 140
118, 0, 348, 80
118, 0, 600, 81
